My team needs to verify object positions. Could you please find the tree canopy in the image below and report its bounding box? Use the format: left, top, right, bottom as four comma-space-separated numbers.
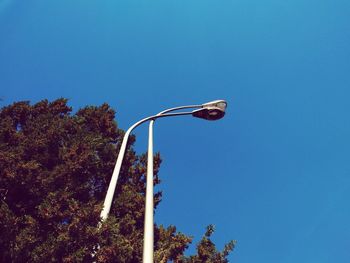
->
0, 99, 235, 262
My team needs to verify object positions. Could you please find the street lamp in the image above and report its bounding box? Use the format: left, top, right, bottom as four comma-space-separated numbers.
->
99, 100, 227, 262
143, 100, 227, 262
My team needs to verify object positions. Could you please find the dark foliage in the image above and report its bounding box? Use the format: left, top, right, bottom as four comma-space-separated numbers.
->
0, 99, 235, 262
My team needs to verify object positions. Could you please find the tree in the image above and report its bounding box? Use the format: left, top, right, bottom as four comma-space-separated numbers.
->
0, 99, 235, 262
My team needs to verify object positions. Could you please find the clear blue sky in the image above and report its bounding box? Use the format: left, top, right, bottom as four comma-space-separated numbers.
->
1, 0, 350, 262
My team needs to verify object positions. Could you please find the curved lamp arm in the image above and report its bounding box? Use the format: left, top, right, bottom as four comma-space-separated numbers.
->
100, 111, 196, 221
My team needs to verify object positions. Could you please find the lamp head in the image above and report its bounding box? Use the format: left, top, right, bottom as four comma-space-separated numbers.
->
201, 100, 227, 111
192, 99, 227, 121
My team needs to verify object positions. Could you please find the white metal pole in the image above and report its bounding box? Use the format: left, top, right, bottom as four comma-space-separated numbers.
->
143, 120, 155, 263
100, 129, 131, 221
100, 117, 154, 222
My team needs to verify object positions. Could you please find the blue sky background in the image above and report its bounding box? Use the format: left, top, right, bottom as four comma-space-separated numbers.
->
1, 0, 350, 262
